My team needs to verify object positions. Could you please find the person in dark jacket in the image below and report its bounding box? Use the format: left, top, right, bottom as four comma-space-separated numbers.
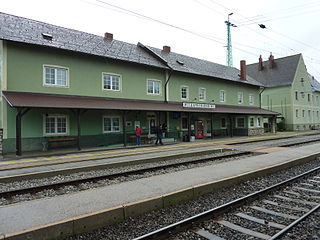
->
155, 124, 163, 145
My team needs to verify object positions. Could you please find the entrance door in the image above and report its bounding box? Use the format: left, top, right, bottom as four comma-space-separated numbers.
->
149, 118, 156, 136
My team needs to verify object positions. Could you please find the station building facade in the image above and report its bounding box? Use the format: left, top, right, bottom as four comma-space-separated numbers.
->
247, 54, 320, 131
0, 13, 278, 155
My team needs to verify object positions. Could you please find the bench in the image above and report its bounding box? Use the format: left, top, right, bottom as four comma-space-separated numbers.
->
129, 134, 151, 144
46, 137, 77, 149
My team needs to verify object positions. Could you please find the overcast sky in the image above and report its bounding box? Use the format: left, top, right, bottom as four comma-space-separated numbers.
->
2, 0, 320, 79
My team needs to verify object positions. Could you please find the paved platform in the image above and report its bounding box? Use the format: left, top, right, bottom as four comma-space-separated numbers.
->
1, 130, 319, 172
1, 143, 320, 239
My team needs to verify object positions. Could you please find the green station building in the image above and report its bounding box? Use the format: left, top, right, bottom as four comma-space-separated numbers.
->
247, 54, 320, 131
0, 13, 278, 155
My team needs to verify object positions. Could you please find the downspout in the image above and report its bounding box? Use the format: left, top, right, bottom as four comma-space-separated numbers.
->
164, 69, 173, 103
259, 86, 265, 108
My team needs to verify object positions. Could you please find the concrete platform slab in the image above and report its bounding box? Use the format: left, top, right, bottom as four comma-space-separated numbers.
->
1, 143, 320, 239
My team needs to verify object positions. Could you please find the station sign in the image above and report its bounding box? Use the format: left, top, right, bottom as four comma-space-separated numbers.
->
182, 102, 216, 109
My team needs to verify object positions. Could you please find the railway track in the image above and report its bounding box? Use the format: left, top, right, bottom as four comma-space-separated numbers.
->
0, 151, 252, 205
133, 166, 320, 240
2, 136, 320, 206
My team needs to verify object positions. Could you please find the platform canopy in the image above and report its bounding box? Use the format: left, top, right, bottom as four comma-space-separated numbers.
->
3, 91, 279, 115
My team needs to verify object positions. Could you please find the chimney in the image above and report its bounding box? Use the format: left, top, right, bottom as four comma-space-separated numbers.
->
258, 55, 264, 71
162, 45, 171, 53
269, 53, 274, 69
240, 60, 246, 80
104, 32, 113, 40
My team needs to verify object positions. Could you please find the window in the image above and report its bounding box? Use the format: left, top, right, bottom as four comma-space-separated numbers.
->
181, 86, 189, 100
219, 90, 225, 102
236, 117, 245, 128
199, 88, 206, 101
44, 66, 68, 87
181, 117, 188, 129
256, 117, 261, 127
249, 94, 254, 105
238, 92, 243, 104
308, 110, 311, 118
147, 80, 161, 95
249, 117, 254, 127
308, 94, 311, 102
296, 109, 299, 118
44, 115, 68, 135
317, 111, 319, 118
221, 118, 226, 128
103, 73, 121, 91
302, 110, 305, 117
103, 116, 120, 132
295, 91, 298, 101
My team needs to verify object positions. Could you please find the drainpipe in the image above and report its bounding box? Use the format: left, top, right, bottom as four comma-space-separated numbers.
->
259, 86, 265, 108
164, 69, 173, 103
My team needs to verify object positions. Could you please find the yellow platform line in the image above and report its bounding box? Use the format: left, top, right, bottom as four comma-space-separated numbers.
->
0, 132, 311, 167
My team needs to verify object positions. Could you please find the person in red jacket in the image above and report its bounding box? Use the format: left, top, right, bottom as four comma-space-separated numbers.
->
134, 126, 142, 145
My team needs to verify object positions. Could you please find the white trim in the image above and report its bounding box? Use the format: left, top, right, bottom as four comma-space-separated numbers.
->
237, 92, 243, 104
256, 117, 262, 127
43, 65, 69, 88
146, 79, 162, 95
102, 72, 122, 92
199, 87, 206, 101
43, 114, 70, 136
180, 85, 189, 100
219, 90, 225, 102
249, 117, 255, 128
249, 94, 254, 105
102, 115, 121, 133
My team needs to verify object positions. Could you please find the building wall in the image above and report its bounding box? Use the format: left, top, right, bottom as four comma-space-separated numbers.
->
290, 57, 320, 130
6, 42, 166, 101
2, 41, 265, 153
168, 72, 260, 107
261, 85, 292, 128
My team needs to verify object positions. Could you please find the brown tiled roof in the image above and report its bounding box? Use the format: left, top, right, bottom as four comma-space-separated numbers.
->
3, 91, 278, 115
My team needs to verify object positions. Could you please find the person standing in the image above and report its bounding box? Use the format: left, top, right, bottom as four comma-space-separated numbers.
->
155, 124, 163, 145
134, 126, 142, 145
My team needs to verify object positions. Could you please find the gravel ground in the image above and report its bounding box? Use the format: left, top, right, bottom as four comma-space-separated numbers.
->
0, 150, 254, 206
65, 158, 320, 240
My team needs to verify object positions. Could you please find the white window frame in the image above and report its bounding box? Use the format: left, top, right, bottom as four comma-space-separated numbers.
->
147, 79, 161, 95
238, 92, 243, 104
43, 114, 69, 136
219, 90, 226, 102
103, 116, 121, 133
249, 117, 255, 128
181, 86, 189, 100
43, 65, 69, 87
249, 94, 254, 105
236, 117, 245, 128
199, 88, 206, 101
256, 117, 261, 127
102, 72, 121, 91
